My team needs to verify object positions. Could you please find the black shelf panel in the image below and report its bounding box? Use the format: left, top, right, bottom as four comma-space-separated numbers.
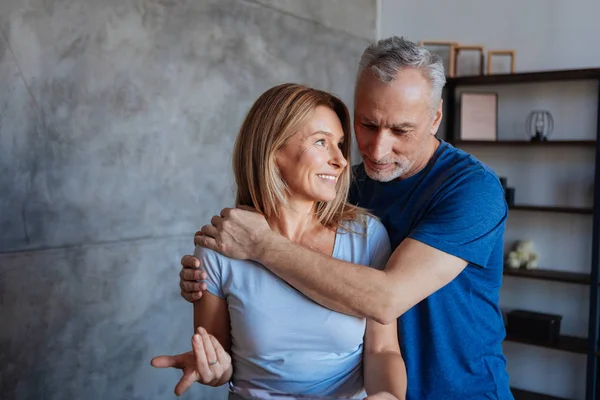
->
504, 333, 588, 355
509, 205, 593, 215
450, 140, 596, 147
446, 68, 600, 86
503, 267, 590, 285
511, 387, 570, 400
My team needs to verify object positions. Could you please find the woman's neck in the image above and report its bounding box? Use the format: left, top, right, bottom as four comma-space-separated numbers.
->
267, 199, 320, 243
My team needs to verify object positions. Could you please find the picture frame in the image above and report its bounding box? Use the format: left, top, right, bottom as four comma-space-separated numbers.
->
459, 92, 498, 141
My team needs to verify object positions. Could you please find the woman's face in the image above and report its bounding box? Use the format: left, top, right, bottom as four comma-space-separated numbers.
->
276, 106, 348, 204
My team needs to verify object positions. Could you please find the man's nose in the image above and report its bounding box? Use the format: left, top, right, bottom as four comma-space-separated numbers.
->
368, 131, 390, 161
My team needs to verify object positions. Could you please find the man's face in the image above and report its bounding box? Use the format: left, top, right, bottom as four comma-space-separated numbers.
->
354, 68, 442, 182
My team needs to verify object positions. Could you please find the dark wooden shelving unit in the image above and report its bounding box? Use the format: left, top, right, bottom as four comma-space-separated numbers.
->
447, 67, 600, 86
511, 388, 570, 400
505, 333, 588, 355
503, 267, 590, 285
450, 139, 596, 147
445, 67, 600, 400
509, 205, 593, 215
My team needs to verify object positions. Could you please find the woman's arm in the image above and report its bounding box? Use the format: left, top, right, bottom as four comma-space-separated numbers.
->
192, 291, 233, 386
363, 320, 407, 400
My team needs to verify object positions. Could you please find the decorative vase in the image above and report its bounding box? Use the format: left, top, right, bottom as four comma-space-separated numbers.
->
526, 110, 554, 142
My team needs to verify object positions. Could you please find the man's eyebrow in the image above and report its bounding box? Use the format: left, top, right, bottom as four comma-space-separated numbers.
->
359, 118, 377, 125
389, 122, 417, 130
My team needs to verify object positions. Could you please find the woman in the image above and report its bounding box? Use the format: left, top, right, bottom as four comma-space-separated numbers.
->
152, 83, 406, 400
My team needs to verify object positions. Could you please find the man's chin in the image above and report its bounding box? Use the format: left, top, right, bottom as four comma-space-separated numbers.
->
364, 166, 404, 182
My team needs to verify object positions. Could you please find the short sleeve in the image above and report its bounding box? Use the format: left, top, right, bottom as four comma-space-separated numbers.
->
193, 245, 225, 298
367, 216, 392, 271
408, 170, 507, 268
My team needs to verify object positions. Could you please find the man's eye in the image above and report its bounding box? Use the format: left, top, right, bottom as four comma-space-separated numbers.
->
362, 124, 376, 130
393, 129, 408, 135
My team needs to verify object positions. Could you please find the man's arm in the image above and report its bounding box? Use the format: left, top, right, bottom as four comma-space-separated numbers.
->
187, 213, 466, 324
188, 171, 505, 323
252, 233, 466, 325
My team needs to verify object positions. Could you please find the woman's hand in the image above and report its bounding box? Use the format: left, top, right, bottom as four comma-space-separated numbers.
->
151, 327, 233, 395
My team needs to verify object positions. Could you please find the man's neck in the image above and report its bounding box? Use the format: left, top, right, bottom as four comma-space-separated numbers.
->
398, 137, 441, 180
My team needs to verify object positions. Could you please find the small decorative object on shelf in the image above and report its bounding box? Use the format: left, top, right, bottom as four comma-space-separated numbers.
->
526, 110, 554, 142
487, 50, 516, 75
453, 45, 485, 76
459, 92, 498, 141
506, 240, 539, 270
506, 309, 563, 346
418, 40, 459, 77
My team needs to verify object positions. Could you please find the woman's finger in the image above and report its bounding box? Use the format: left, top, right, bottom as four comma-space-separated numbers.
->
174, 369, 198, 396
150, 353, 186, 369
192, 329, 213, 382
210, 335, 230, 367
200, 328, 219, 372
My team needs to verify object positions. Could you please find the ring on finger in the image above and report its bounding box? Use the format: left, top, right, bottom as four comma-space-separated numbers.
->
208, 359, 218, 366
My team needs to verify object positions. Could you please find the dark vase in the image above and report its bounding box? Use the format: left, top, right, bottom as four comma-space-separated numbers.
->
526, 110, 554, 142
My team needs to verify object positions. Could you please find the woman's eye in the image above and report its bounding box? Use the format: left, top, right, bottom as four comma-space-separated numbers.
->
338, 142, 344, 149
315, 139, 326, 146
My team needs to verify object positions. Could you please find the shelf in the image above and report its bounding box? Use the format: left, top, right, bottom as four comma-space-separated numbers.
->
504, 333, 588, 355
450, 140, 596, 147
509, 205, 593, 215
503, 267, 590, 285
511, 387, 571, 400
446, 67, 600, 86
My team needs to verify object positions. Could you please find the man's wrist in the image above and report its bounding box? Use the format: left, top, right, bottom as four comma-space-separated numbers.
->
252, 230, 284, 262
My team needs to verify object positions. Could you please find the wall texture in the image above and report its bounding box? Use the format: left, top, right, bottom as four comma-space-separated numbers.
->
379, 1, 599, 399
0, 1, 376, 399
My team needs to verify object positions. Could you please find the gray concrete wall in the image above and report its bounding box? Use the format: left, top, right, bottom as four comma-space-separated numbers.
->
0, 1, 376, 399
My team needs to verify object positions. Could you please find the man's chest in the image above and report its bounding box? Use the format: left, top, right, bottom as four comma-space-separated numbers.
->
352, 182, 432, 248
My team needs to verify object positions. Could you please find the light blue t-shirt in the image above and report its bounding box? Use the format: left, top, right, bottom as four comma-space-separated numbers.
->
194, 215, 391, 398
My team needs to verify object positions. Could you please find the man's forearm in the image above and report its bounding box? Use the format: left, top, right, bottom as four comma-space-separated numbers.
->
256, 233, 396, 323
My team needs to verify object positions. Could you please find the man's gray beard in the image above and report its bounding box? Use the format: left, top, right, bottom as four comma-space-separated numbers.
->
364, 160, 413, 182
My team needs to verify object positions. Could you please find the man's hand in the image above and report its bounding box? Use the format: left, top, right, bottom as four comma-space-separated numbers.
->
151, 327, 233, 395
364, 392, 400, 400
179, 254, 207, 302
194, 206, 272, 261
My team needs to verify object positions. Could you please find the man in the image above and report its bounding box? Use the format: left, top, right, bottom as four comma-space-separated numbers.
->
180, 36, 512, 399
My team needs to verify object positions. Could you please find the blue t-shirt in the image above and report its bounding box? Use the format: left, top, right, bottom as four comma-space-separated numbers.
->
349, 140, 513, 400
195, 216, 391, 399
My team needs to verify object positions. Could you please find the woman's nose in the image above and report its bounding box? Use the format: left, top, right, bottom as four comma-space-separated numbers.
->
329, 145, 348, 169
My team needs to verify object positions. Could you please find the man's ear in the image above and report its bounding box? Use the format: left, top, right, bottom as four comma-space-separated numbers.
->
430, 99, 443, 136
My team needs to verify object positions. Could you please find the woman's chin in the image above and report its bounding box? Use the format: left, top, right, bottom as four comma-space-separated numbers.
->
312, 194, 337, 203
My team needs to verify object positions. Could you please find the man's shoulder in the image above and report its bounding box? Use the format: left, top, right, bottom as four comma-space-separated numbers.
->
433, 141, 502, 193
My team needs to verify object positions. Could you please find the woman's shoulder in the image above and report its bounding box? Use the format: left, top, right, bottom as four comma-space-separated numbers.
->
193, 245, 230, 269
340, 213, 386, 236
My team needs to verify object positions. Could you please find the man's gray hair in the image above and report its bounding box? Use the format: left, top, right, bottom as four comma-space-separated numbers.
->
357, 36, 446, 107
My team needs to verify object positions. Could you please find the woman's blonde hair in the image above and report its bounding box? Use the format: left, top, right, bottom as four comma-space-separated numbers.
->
232, 83, 366, 230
